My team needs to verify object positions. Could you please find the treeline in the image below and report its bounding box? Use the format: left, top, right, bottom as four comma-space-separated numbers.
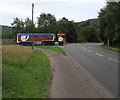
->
3, 2, 120, 46
1, 25, 13, 39
10, 14, 78, 43
10, 13, 99, 43
98, 2, 120, 47
76, 19, 100, 42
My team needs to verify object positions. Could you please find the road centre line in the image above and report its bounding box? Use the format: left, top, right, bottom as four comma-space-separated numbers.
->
85, 48, 103, 56
95, 53, 104, 57
108, 58, 120, 63
87, 50, 93, 53
83, 47, 119, 63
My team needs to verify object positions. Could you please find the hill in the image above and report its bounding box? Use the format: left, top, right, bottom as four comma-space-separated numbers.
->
76, 18, 99, 25
1, 25, 13, 39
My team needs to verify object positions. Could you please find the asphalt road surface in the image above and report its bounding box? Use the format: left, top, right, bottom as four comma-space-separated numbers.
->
62, 43, 119, 97
35, 47, 110, 98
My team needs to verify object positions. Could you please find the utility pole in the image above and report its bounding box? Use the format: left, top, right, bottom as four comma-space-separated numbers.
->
31, 3, 34, 49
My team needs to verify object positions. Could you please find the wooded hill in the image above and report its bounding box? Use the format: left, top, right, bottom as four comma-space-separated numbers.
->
1, 25, 13, 39
77, 18, 99, 25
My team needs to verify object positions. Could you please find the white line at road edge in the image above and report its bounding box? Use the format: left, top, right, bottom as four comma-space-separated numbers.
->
108, 58, 120, 63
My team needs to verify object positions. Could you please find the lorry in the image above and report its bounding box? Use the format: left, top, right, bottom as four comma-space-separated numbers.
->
17, 33, 66, 46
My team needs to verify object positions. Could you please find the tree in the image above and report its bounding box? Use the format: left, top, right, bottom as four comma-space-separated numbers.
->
11, 17, 25, 41
98, 2, 119, 46
82, 26, 100, 42
2, 25, 13, 39
24, 17, 35, 33
37, 13, 57, 33
11, 17, 25, 33
76, 20, 100, 42
57, 17, 77, 42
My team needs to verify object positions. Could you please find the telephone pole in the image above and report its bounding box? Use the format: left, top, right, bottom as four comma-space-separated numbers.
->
31, 3, 34, 49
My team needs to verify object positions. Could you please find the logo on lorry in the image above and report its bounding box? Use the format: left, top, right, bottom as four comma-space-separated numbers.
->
21, 35, 29, 41
58, 37, 63, 42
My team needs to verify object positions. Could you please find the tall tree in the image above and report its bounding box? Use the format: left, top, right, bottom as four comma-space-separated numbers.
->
82, 26, 100, 42
24, 17, 34, 33
98, 2, 119, 46
11, 17, 25, 33
11, 17, 25, 41
37, 13, 57, 33
57, 17, 77, 42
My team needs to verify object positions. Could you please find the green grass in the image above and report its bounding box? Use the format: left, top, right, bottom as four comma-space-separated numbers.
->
2, 45, 32, 67
2, 45, 51, 98
37, 46, 66, 55
101, 45, 120, 53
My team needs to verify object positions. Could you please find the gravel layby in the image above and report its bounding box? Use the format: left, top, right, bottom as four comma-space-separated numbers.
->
34, 47, 113, 98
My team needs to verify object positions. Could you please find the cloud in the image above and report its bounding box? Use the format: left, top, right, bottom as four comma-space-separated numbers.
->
2, 0, 106, 3
0, 0, 106, 26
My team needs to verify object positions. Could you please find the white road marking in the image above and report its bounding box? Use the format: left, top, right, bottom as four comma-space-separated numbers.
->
83, 48, 119, 63
95, 53, 104, 57
87, 50, 93, 53
108, 58, 120, 63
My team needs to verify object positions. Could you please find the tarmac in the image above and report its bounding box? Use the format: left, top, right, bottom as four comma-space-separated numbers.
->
35, 47, 112, 98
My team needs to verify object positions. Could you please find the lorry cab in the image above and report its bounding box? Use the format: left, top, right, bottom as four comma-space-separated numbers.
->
57, 33, 66, 46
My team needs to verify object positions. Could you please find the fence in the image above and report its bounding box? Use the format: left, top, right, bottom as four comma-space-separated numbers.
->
2, 39, 15, 45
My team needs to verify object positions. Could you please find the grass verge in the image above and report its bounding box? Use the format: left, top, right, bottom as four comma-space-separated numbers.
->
101, 45, 120, 53
2, 45, 51, 98
37, 46, 66, 55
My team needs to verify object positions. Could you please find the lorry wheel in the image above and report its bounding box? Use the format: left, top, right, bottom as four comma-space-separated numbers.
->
51, 42, 55, 46
59, 42, 63, 46
45, 42, 47, 46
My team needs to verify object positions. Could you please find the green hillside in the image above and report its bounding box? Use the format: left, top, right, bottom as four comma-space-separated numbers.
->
76, 18, 99, 25
1, 25, 13, 39
75, 18, 100, 43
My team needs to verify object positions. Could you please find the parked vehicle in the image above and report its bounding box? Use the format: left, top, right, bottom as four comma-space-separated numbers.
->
17, 33, 66, 46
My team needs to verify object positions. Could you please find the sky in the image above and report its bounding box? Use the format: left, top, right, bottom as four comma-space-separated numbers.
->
0, 0, 107, 26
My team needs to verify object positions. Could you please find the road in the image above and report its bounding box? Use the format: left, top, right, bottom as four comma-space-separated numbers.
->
35, 47, 111, 98
62, 43, 119, 97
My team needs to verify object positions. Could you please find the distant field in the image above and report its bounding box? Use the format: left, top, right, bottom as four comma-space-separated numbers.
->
2, 45, 51, 98
37, 46, 66, 55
